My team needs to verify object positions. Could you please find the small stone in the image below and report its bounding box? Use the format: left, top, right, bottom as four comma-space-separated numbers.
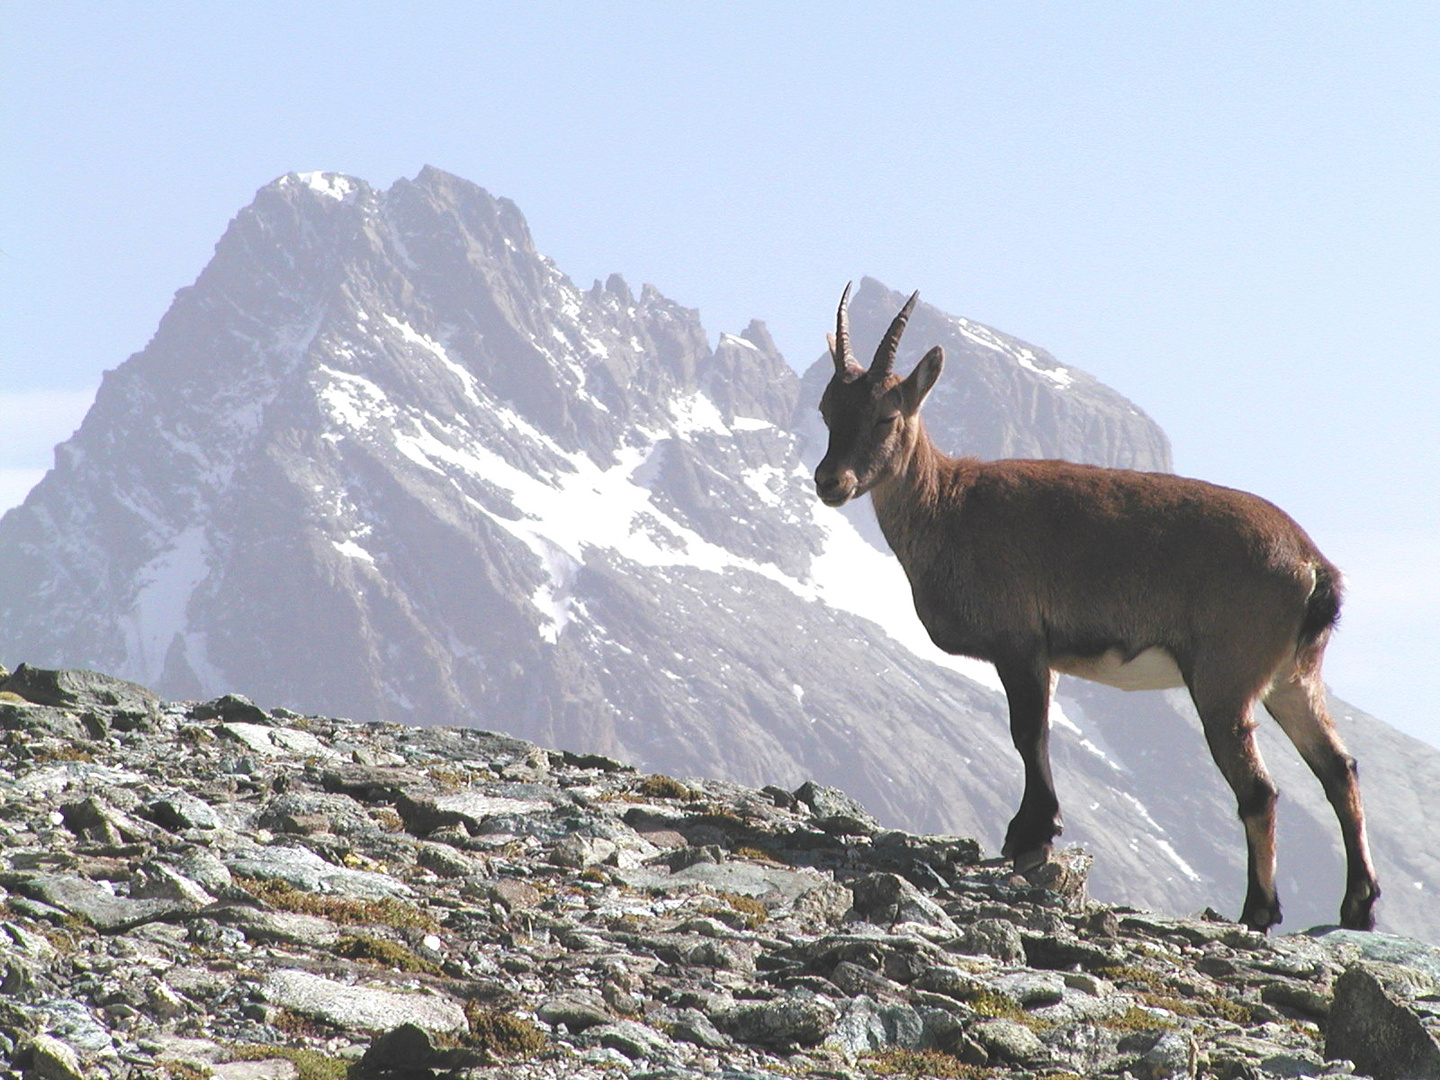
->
415, 841, 482, 878
991, 970, 1065, 1008
728, 990, 838, 1048
848, 872, 957, 932
355, 1022, 482, 1077
588, 1018, 675, 1060
147, 981, 189, 1019
1260, 977, 1330, 1018
262, 970, 467, 1034
970, 1017, 1049, 1066
913, 965, 988, 1000
147, 792, 222, 831
191, 693, 273, 725
552, 834, 618, 868
649, 1007, 732, 1050
1021, 847, 1091, 900
479, 876, 543, 909
24, 1034, 86, 1080
211, 1061, 299, 1080
951, 917, 1025, 963
791, 881, 854, 925
793, 781, 881, 836
538, 991, 615, 1032
1135, 1030, 1199, 1080
210, 1061, 299, 1080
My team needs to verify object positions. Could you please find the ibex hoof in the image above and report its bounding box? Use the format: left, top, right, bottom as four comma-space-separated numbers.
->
1340, 882, 1379, 931
1241, 902, 1283, 934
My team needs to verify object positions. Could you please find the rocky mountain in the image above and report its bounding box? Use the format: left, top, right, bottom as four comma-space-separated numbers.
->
1, 167, 1436, 942
3, 665, 1440, 1080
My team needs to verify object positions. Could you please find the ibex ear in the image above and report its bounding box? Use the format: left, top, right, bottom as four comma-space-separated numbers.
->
826, 332, 838, 361
900, 346, 943, 414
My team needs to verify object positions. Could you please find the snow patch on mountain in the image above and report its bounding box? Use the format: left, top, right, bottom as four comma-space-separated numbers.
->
955, 318, 1074, 388
295, 171, 359, 202
123, 525, 210, 685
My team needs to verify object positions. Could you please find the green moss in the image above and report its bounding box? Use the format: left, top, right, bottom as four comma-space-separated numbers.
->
0, 691, 29, 704
335, 933, 441, 975
235, 875, 440, 933
426, 765, 475, 791
223, 1045, 349, 1080
1094, 963, 1164, 990
370, 807, 405, 832
464, 1002, 548, 1058
862, 1049, 994, 1078
30, 744, 95, 764
717, 891, 768, 930
1102, 1005, 1178, 1032
270, 1009, 337, 1040
967, 989, 1027, 1022
732, 845, 783, 864
637, 774, 693, 799
1143, 991, 1253, 1024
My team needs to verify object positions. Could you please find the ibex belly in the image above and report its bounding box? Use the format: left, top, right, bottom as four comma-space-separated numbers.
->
1051, 647, 1185, 691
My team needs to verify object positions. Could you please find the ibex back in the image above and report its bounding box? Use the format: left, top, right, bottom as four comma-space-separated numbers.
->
814, 284, 1379, 932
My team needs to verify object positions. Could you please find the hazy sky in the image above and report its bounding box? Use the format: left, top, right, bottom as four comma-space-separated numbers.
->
3, 3, 1437, 745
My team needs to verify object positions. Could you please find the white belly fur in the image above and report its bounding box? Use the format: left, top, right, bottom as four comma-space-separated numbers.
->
1051, 647, 1186, 692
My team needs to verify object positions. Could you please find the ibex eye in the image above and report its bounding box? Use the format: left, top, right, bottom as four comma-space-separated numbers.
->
878, 414, 899, 427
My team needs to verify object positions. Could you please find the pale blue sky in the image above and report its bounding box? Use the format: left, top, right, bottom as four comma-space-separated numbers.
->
3, 3, 1437, 744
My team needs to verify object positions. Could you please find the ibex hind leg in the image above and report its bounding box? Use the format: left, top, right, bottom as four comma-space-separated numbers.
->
1191, 677, 1283, 932
996, 659, 1063, 872
1263, 672, 1380, 931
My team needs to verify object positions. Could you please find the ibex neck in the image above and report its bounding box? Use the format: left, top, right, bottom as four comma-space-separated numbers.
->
870, 419, 947, 551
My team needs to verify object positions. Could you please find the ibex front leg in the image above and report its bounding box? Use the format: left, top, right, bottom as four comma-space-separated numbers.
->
996, 657, 1063, 871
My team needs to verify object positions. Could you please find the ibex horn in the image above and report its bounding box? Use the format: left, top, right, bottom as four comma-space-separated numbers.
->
871, 290, 919, 378
829, 281, 855, 376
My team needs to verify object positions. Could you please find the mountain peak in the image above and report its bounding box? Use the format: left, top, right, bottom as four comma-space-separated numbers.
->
282, 170, 367, 204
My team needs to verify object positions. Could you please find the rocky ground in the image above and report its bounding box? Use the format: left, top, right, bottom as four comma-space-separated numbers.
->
1, 665, 1438, 1080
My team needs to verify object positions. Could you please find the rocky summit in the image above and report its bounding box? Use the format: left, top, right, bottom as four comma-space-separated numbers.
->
2, 665, 1439, 1080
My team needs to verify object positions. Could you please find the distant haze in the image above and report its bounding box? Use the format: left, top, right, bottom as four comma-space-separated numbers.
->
2, 5, 1436, 745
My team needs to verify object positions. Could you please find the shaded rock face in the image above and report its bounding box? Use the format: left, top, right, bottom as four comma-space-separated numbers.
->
2, 669, 1439, 1080
1, 169, 1438, 942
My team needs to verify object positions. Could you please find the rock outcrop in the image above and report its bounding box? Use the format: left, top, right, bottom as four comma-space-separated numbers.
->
2, 664, 1438, 1079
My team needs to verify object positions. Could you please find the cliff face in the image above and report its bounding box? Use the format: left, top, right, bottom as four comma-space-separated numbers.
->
0, 168, 1432, 941
3, 666, 1439, 1080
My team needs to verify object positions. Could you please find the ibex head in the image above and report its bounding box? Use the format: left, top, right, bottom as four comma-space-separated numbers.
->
814, 284, 944, 506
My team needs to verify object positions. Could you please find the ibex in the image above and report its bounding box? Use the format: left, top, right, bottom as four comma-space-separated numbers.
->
814, 284, 1379, 932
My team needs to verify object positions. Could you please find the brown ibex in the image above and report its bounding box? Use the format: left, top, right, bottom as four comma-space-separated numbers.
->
814, 284, 1379, 932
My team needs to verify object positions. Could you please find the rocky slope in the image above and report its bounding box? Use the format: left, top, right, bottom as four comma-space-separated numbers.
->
2, 665, 1439, 1080
2, 167, 1436, 940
